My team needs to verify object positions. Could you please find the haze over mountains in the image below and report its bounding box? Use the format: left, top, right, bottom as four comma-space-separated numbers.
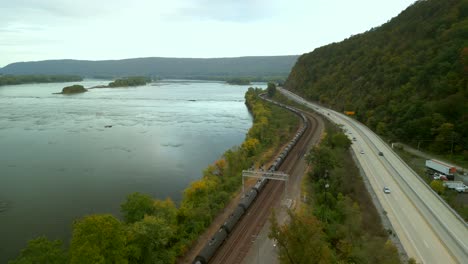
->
0, 56, 299, 80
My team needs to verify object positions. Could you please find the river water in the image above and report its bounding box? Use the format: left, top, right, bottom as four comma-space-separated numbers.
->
0, 79, 263, 261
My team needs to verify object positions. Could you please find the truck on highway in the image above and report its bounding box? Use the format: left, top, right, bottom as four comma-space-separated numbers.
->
443, 181, 467, 193
425, 159, 456, 180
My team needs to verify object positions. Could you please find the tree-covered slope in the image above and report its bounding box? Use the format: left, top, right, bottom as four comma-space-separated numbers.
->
0, 56, 298, 80
285, 0, 468, 155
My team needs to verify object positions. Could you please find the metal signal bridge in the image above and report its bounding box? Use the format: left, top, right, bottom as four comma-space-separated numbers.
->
242, 169, 289, 199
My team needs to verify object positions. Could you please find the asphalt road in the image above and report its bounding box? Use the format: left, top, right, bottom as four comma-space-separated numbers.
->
278, 88, 468, 264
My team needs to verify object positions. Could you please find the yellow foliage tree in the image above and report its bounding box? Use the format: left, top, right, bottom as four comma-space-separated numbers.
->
242, 138, 260, 157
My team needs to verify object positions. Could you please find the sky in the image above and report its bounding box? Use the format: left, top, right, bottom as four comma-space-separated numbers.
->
0, 0, 417, 67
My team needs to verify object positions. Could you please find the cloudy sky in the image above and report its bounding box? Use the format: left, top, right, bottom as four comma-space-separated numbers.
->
0, 0, 417, 67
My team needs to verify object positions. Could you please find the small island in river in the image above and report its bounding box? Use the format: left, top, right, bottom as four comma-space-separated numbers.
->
58, 84, 88, 94
90, 76, 151, 89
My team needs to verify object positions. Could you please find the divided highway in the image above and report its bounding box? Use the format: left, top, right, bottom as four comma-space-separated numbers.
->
279, 88, 468, 264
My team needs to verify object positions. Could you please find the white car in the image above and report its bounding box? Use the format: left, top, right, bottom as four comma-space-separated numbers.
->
360, 150, 364, 154
383, 187, 391, 194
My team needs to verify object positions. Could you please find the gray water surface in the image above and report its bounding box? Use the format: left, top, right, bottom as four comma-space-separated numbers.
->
0, 80, 263, 261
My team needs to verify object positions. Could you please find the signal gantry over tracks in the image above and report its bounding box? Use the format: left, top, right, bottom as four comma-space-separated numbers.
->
192, 94, 321, 264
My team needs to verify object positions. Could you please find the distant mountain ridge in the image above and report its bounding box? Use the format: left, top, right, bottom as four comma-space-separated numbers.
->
0, 56, 299, 79
285, 0, 468, 155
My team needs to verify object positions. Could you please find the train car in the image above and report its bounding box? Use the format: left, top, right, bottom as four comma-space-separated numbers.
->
270, 161, 278, 170
193, 228, 228, 264
222, 206, 245, 234
253, 177, 268, 193
239, 189, 257, 210
275, 158, 283, 169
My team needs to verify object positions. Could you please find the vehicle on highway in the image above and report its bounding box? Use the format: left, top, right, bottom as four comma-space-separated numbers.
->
378, 151, 384, 156
383, 187, 391, 194
360, 150, 364, 154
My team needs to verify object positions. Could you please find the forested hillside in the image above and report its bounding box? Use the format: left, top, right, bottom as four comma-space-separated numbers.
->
285, 0, 468, 156
0, 56, 298, 81
0, 75, 82, 86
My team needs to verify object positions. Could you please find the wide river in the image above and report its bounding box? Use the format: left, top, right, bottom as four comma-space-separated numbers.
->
0, 79, 264, 262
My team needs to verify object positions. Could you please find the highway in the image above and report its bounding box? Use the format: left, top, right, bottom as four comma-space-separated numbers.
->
278, 88, 468, 264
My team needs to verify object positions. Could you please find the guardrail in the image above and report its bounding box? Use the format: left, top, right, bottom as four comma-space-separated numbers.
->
343, 117, 467, 260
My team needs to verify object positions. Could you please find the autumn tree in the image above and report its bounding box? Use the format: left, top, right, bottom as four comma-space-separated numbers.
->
70, 214, 127, 264
153, 198, 178, 225
242, 138, 260, 157
269, 211, 334, 264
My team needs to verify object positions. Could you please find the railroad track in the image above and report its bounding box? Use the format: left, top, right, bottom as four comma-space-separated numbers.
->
208, 108, 322, 264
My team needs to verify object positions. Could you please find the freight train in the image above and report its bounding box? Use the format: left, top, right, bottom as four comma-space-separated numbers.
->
193, 94, 308, 264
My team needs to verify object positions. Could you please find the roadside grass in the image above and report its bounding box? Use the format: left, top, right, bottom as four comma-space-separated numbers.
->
323, 123, 388, 237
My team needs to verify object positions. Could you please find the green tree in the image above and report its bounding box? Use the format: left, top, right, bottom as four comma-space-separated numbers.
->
121, 192, 155, 223
431, 122, 455, 153
430, 180, 445, 195
9, 236, 68, 264
70, 214, 127, 264
376, 121, 388, 136
153, 198, 178, 225
330, 133, 352, 150
127, 216, 175, 264
306, 146, 337, 178
267, 82, 276, 97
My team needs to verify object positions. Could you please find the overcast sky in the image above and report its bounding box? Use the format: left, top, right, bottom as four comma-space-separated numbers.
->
0, 0, 417, 67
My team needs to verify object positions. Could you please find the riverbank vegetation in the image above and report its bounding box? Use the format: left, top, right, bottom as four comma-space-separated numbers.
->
285, 0, 468, 159
9, 87, 300, 263
269, 123, 403, 263
108, 76, 151, 87
0, 74, 82, 86
59, 85, 87, 94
